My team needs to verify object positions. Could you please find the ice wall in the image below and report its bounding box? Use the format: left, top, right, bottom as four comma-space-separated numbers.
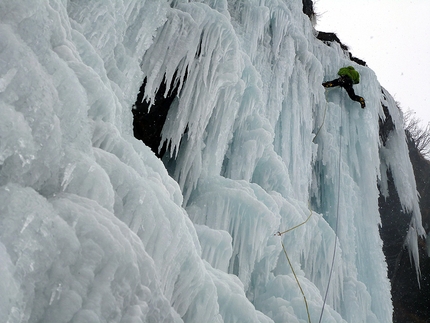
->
0, 0, 424, 323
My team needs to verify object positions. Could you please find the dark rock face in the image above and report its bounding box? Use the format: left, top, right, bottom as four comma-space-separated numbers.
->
302, 0, 366, 66
133, 78, 179, 158
317, 31, 348, 51
378, 104, 430, 323
379, 102, 395, 146
316, 31, 367, 66
302, 0, 315, 20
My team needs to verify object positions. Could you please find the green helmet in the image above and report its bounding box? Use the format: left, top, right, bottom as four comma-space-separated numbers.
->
338, 66, 360, 84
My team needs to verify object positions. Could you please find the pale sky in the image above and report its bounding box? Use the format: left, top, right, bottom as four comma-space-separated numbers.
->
315, 0, 430, 128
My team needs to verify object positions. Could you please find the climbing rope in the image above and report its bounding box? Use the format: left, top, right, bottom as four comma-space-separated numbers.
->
276, 106, 344, 323
313, 101, 329, 143
318, 106, 343, 323
276, 205, 313, 323
277, 204, 313, 236
280, 240, 312, 323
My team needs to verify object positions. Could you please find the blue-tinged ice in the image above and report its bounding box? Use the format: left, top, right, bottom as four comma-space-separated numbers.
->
0, 0, 424, 322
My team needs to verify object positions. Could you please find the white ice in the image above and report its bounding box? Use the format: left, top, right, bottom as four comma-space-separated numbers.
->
0, 0, 424, 323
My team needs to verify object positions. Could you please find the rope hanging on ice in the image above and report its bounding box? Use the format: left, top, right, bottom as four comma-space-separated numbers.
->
276, 204, 313, 323
277, 203, 313, 236
313, 101, 329, 142
280, 240, 312, 323
318, 107, 343, 323
276, 106, 343, 323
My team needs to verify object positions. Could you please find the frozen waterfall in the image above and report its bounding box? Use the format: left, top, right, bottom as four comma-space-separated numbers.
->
0, 1, 424, 323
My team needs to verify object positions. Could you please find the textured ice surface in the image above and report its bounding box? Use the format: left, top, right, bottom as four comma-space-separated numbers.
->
0, 0, 424, 322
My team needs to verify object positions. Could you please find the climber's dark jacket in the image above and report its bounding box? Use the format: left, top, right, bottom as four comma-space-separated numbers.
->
322, 66, 365, 108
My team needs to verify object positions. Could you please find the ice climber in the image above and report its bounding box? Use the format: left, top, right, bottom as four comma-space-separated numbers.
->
322, 66, 366, 108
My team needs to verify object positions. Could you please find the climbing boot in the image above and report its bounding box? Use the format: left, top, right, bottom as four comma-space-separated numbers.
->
359, 97, 366, 109
322, 81, 333, 88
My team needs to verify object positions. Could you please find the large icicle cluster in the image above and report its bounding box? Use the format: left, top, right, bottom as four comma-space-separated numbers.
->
0, 0, 424, 323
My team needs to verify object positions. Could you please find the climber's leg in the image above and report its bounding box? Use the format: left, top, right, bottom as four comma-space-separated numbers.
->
344, 84, 366, 108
